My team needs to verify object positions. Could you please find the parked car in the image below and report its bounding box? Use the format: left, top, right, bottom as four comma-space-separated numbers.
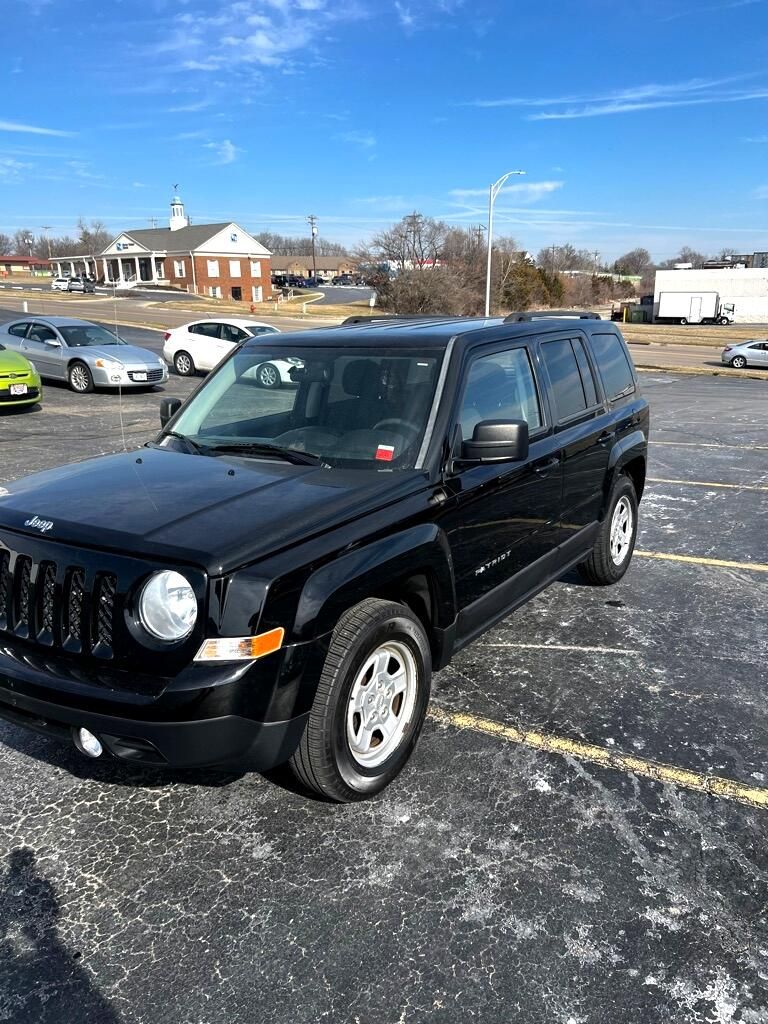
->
0, 341, 42, 410
331, 275, 353, 286
271, 275, 288, 288
0, 314, 648, 801
51, 277, 70, 292
0, 316, 168, 393
721, 339, 768, 369
66, 277, 95, 294
162, 318, 281, 376
304, 277, 327, 288
287, 275, 308, 289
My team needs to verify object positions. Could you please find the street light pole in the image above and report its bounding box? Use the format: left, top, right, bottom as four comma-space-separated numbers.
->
484, 170, 526, 317
307, 214, 318, 281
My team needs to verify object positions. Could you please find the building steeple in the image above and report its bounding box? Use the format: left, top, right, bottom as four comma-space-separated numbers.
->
170, 189, 189, 231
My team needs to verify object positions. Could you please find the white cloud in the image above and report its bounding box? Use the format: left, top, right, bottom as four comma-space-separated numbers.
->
337, 129, 376, 149
0, 120, 74, 137
394, 1, 414, 27
205, 139, 239, 164
743, 135, 768, 142
450, 181, 564, 203
0, 158, 32, 181
660, 0, 760, 20
167, 99, 212, 113
466, 75, 768, 120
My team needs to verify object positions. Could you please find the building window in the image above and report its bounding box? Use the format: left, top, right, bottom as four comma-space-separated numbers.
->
156, 261, 165, 279
229, 259, 241, 278
252, 285, 263, 303
207, 259, 219, 277
174, 260, 185, 278
250, 260, 261, 277
208, 285, 222, 298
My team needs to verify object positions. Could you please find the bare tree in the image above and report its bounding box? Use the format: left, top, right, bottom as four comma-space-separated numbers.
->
255, 232, 347, 257
0, 233, 12, 254
613, 247, 651, 275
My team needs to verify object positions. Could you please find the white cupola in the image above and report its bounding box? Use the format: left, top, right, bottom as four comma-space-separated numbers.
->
170, 194, 189, 231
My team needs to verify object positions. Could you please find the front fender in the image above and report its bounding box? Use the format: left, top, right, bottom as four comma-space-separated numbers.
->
292, 523, 456, 644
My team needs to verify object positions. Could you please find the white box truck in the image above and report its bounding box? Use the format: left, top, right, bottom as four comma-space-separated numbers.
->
656, 291, 733, 325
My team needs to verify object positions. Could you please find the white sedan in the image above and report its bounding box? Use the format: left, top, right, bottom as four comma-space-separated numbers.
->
162, 318, 281, 377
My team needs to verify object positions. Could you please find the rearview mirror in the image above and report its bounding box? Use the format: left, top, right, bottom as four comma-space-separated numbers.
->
460, 419, 529, 463
159, 397, 182, 427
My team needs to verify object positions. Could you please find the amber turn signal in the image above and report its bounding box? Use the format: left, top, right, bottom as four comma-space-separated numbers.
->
194, 627, 285, 662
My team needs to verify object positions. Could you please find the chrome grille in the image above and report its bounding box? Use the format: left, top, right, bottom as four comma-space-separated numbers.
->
66, 568, 86, 645
15, 557, 32, 637
95, 574, 117, 652
38, 562, 57, 639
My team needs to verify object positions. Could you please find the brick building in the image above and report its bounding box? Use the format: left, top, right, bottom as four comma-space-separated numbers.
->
51, 196, 272, 302
271, 254, 358, 278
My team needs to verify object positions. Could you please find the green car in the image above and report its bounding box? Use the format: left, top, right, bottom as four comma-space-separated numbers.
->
0, 342, 42, 410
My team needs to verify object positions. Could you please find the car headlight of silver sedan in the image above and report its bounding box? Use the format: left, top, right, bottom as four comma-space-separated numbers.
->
138, 570, 197, 641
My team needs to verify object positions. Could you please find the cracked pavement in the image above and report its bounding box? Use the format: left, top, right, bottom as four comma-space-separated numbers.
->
0, 357, 766, 1023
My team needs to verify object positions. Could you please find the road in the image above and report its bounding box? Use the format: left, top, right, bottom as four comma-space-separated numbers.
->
628, 339, 768, 376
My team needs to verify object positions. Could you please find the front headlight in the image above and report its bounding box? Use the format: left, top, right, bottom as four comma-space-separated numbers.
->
94, 358, 122, 371
27, 361, 37, 373
138, 570, 197, 641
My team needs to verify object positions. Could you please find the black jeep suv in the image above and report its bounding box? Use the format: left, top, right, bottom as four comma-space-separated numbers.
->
0, 315, 648, 801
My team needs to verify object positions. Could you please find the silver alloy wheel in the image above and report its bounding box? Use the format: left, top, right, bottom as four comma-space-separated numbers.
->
731, 356, 746, 368
346, 641, 418, 768
175, 352, 192, 375
70, 364, 90, 392
259, 364, 279, 387
609, 495, 633, 566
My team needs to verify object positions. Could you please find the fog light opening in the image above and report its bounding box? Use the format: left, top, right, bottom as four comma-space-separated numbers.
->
74, 727, 103, 758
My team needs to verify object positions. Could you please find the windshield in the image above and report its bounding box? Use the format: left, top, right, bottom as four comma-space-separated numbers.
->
59, 325, 125, 347
169, 345, 444, 470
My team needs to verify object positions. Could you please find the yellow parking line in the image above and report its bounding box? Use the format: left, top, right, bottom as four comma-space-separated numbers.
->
650, 440, 768, 451
647, 477, 768, 492
634, 550, 768, 573
429, 707, 768, 810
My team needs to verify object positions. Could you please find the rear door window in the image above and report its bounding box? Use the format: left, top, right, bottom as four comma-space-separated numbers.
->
589, 332, 635, 400
540, 338, 588, 421
190, 322, 221, 338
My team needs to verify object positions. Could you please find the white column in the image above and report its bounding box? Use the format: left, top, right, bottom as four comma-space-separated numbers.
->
134, 256, 140, 282
118, 259, 125, 282
55, 262, 62, 276
102, 258, 109, 282
151, 256, 158, 282
69, 261, 76, 275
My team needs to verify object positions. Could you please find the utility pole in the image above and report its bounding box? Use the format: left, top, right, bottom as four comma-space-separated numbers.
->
307, 214, 318, 281
41, 226, 52, 259
593, 250, 600, 273
551, 244, 557, 274
148, 217, 158, 229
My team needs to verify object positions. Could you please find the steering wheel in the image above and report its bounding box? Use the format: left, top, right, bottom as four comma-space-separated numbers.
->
373, 419, 421, 443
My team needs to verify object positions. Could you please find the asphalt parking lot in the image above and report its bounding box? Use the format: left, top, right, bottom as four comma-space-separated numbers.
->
0, 362, 766, 1023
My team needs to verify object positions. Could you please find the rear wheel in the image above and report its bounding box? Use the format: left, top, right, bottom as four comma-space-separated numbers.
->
679, 318, 688, 325
578, 476, 638, 585
730, 355, 747, 369
257, 362, 281, 388
290, 598, 432, 802
174, 350, 195, 376
68, 361, 94, 393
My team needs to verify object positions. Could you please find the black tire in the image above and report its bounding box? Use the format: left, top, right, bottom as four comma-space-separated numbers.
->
578, 475, 638, 585
679, 318, 688, 325
290, 598, 432, 802
174, 350, 196, 376
718, 316, 730, 325
730, 355, 747, 369
68, 361, 94, 394
257, 362, 281, 389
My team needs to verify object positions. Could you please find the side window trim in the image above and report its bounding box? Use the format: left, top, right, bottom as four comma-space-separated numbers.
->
571, 332, 604, 410
536, 332, 600, 428
456, 339, 548, 441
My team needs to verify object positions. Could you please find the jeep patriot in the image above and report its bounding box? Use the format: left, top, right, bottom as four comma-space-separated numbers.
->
0, 314, 648, 801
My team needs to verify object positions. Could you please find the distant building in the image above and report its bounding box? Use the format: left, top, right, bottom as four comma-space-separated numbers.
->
0, 255, 50, 277
271, 254, 358, 278
51, 196, 273, 303
654, 267, 768, 322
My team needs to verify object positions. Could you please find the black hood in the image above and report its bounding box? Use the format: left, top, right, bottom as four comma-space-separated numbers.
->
0, 448, 426, 575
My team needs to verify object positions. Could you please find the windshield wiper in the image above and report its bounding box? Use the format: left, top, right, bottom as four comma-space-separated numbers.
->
207, 441, 327, 466
161, 430, 209, 455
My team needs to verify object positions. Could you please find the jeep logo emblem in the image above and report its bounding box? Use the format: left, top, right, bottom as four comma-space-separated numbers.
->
24, 515, 54, 534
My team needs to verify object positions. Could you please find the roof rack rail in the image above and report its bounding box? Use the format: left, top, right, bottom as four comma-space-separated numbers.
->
503, 310, 602, 322
340, 314, 444, 326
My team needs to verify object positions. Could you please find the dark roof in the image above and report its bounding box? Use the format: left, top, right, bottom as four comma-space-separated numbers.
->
118, 223, 232, 252
242, 314, 622, 352
0, 255, 50, 265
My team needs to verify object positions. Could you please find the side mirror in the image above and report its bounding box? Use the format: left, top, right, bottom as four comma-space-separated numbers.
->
45, 338, 62, 348
461, 419, 529, 463
159, 397, 182, 427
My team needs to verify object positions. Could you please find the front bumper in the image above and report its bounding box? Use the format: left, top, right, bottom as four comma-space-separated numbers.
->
90, 363, 169, 388
0, 681, 308, 770
0, 378, 42, 406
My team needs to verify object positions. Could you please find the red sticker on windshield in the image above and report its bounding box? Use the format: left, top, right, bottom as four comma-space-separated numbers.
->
375, 445, 395, 462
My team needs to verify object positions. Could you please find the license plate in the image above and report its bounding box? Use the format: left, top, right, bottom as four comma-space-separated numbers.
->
10, 384, 28, 396
133, 372, 147, 382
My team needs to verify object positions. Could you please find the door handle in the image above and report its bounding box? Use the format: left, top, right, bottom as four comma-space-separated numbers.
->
533, 457, 560, 475
598, 431, 616, 446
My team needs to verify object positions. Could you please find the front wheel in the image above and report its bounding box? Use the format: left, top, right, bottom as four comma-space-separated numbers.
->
730, 355, 747, 369
290, 599, 432, 802
68, 361, 94, 393
257, 362, 281, 388
578, 476, 638, 585
679, 318, 688, 325
718, 316, 730, 325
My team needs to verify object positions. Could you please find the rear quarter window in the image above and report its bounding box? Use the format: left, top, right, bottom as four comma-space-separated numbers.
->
590, 332, 635, 400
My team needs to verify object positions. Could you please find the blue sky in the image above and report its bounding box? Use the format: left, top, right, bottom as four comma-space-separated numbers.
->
2, 0, 768, 261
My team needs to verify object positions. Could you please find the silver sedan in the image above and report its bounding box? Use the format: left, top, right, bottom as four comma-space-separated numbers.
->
0, 316, 168, 393
720, 339, 768, 370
